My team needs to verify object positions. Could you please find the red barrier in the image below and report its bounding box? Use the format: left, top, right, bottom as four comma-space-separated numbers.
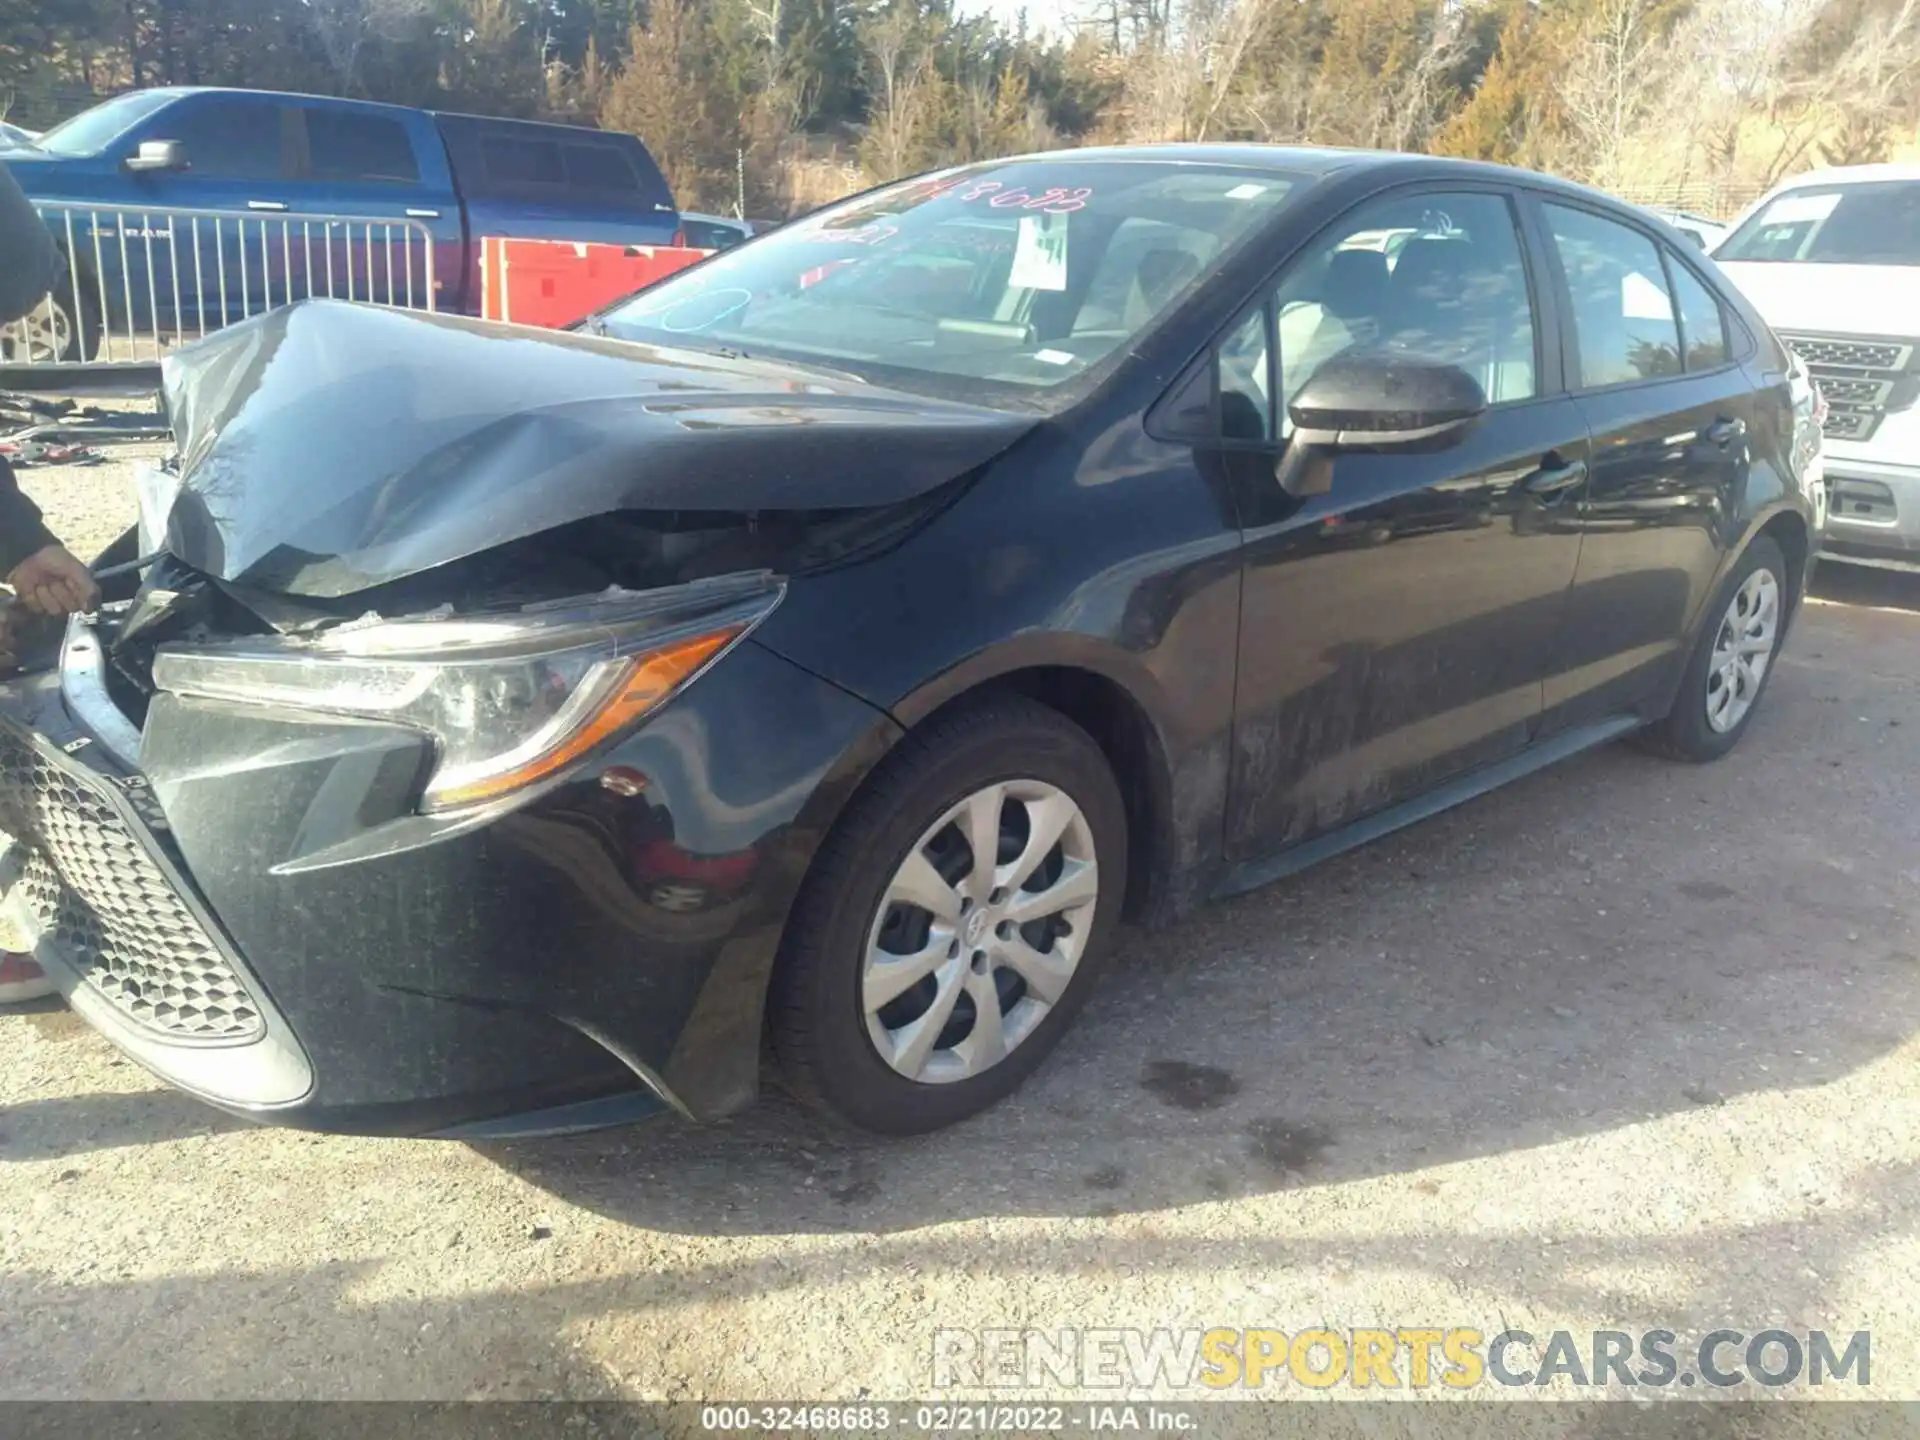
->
479, 238, 712, 329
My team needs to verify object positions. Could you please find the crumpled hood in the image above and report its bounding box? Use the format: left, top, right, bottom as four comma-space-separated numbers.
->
154, 299, 1037, 598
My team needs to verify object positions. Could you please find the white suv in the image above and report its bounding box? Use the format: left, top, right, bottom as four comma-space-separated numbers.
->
1716, 164, 1920, 571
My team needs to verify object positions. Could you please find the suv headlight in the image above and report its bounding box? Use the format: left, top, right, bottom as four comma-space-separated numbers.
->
153, 575, 780, 812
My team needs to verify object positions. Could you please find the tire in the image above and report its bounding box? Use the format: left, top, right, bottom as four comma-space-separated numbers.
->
0, 272, 100, 365
1636, 535, 1788, 762
770, 695, 1128, 1134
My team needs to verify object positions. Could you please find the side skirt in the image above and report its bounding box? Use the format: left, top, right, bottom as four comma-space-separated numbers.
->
1212, 714, 1645, 901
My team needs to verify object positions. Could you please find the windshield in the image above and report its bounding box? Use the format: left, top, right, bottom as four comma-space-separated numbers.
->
598, 158, 1298, 406
36, 90, 176, 157
1718, 180, 1920, 266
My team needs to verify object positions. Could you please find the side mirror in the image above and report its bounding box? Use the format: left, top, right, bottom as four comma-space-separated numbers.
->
1286, 351, 1486, 452
124, 139, 188, 173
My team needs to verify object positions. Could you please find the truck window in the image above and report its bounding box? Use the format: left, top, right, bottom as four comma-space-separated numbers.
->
306, 110, 420, 185
1719, 181, 1920, 266
168, 99, 295, 181
564, 143, 640, 194
481, 135, 564, 187
35, 90, 176, 157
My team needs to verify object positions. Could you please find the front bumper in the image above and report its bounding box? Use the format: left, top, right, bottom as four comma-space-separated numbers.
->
1821, 456, 1920, 571
0, 632, 895, 1136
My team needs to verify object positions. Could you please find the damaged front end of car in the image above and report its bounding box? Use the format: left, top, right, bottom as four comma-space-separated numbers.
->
0, 300, 1031, 1134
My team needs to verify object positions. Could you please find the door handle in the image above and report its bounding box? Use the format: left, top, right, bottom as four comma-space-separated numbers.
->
1706, 417, 1747, 447
1524, 457, 1588, 500
246, 200, 288, 212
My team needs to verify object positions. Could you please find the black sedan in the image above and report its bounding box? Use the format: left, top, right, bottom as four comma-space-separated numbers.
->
0, 145, 1823, 1138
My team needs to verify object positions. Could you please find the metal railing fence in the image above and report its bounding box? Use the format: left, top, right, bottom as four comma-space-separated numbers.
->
1, 200, 440, 378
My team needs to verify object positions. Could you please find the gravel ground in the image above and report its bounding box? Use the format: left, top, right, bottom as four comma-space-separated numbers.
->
3, 446, 1920, 1420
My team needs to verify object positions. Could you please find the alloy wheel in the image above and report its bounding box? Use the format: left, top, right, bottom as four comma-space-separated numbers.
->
0, 297, 73, 364
862, 779, 1099, 1085
1705, 567, 1779, 734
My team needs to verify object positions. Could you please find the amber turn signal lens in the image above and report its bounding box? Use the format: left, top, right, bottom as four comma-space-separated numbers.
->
424, 626, 741, 811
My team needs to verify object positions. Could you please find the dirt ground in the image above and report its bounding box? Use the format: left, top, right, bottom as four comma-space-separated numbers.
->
2, 444, 1919, 1416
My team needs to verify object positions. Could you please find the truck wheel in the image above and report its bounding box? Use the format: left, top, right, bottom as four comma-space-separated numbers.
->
1, 276, 101, 364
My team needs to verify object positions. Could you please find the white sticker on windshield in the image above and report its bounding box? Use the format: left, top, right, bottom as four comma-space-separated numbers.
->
1760, 191, 1841, 225
1010, 214, 1069, 291
1226, 183, 1268, 200
1035, 348, 1076, 365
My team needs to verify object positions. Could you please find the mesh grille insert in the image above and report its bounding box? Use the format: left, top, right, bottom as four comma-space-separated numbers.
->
0, 728, 260, 1041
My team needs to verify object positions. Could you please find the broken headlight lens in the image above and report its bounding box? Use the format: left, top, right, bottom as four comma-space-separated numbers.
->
151, 577, 779, 812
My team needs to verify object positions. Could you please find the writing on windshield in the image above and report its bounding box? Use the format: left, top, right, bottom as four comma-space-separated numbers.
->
600, 160, 1297, 405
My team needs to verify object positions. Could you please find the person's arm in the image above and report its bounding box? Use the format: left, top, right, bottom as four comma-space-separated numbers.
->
0, 457, 93, 615
0, 459, 56, 577
0, 159, 60, 328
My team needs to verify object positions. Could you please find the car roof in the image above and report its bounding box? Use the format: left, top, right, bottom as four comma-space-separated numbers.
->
128, 85, 422, 118
1724, 161, 1920, 230
990, 143, 1650, 207
1767, 161, 1920, 188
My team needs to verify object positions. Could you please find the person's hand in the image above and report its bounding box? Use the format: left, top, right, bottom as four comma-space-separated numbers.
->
7, 544, 97, 617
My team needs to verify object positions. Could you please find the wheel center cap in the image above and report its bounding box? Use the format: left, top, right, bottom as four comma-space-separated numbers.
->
964, 908, 989, 946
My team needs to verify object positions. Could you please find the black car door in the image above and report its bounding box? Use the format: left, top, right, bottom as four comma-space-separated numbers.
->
1528, 197, 1757, 732
1182, 185, 1593, 859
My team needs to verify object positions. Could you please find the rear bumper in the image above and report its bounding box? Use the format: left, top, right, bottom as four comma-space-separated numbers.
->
0, 636, 895, 1136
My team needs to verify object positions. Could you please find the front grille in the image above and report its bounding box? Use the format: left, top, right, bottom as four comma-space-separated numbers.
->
1822, 410, 1879, 442
1788, 337, 1911, 371
0, 727, 261, 1041
1813, 375, 1893, 406
1781, 331, 1918, 444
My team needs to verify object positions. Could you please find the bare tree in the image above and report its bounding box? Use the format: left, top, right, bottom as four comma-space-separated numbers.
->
1191, 0, 1270, 140
1557, 0, 1681, 189
858, 4, 937, 178
305, 0, 434, 92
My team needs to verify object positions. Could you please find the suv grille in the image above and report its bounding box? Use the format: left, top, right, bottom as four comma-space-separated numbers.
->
1780, 332, 1917, 443
0, 727, 262, 1041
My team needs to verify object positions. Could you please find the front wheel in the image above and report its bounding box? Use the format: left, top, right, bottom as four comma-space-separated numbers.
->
1636, 535, 1788, 762
770, 696, 1127, 1134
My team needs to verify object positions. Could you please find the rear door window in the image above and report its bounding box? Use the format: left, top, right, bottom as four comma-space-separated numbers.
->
1543, 204, 1682, 387
306, 110, 420, 184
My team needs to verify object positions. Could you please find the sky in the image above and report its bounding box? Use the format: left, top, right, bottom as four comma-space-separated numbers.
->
954, 0, 1080, 37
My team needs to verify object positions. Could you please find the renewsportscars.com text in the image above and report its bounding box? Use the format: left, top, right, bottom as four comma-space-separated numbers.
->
931, 1327, 1871, 1391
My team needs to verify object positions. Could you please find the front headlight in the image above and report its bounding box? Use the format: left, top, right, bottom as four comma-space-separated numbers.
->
153, 574, 780, 812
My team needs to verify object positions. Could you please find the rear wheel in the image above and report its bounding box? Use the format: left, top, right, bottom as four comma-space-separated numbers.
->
770, 696, 1127, 1134
1637, 535, 1787, 762
0, 274, 101, 364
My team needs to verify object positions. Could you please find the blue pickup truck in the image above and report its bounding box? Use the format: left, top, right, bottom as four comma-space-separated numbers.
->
4, 87, 681, 362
